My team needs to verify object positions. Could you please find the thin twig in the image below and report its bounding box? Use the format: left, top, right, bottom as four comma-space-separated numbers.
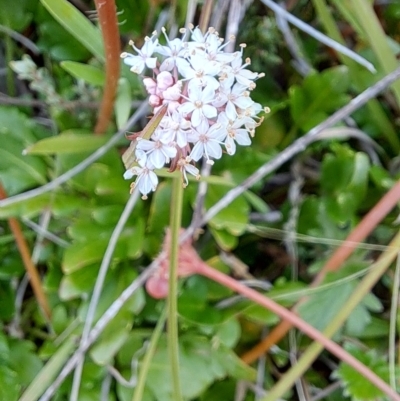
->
0, 24, 40, 55
22, 217, 70, 248
0, 184, 51, 320
260, 0, 376, 73
0, 101, 148, 209
70, 190, 140, 401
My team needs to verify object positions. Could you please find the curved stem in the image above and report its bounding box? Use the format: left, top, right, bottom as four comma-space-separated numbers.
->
168, 176, 184, 401
94, 0, 120, 134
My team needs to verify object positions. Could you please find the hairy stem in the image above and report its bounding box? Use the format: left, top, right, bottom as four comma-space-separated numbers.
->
93, 0, 121, 134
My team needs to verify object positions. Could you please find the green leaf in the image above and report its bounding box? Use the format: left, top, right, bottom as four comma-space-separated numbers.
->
115, 78, 132, 129
290, 66, 351, 132
145, 335, 255, 401
333, 343, 392, 401
40, 0, 104, 61
8, 340, 43, 387
205, 185, 249, 236
298, 275, 354, 332
0, 365, 19, 401
90, 310, 133, 365
24, 131, 109, 155
60, 61, 105, 86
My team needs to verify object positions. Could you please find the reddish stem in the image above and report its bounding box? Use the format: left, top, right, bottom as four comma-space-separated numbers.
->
93, 0, 121, 134
195, 262, 400, 401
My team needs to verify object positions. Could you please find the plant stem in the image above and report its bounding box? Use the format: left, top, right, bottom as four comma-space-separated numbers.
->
261, 230, 400, 401
93, 0, 121, 134
132, 308, 167, 401
168, 176, 184, 401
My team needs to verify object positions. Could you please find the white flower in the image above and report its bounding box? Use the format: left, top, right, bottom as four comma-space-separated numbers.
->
176, 54, 221, 90
121, 25, 267, 196
163, 110, 192, 148
187, 120, 226, 164
179, 84, 217, 127
123, 162, 158, 199
121, 33, 159, 74
136, 128, 177, 169
213, 79, 253, 120
157, 28, 188, 71
177, 157, 200, 187
224, 52, 258, 87
217, 112, 251, 155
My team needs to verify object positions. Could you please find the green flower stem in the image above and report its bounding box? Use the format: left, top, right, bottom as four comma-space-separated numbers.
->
132, 308, 167, 401
168, 176, 184, 401
261, 230, 400, 401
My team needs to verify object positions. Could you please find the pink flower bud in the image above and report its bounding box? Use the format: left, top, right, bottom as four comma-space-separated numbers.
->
149, 94, 161, 107
156, 71, 174, 91
163, 82, 182, 101
167, 101, 180, 113
143, 78, 157, 95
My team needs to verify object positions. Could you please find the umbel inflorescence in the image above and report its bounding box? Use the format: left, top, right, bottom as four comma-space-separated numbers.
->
121, 25, 268, 199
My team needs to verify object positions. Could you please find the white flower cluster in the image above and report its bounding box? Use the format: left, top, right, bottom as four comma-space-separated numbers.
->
121, 25, 268, 199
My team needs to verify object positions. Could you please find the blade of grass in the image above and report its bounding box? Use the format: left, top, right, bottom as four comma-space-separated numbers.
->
336, 0, 400, 107
313, 0, 400, 151
132, 308, 167, 401
19, 335, 77, 401
40, 0, 104, 62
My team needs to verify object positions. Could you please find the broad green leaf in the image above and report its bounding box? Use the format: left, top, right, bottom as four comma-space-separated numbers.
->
290, 66, 350, 132
40, 0, 104, 61
90, 310, 133, 365
62, 238, 110, 274
214, 318, 241, 348
333, 343, 392, 401
0, 136, 47, 186
205, 185, 249, 235
145, 335, 255, 401
298, 279, 354, 332
0, 365, 19, 401
8, 340, 43, 387
0, 194, 51, 219
60, 61, 105, 86
209, 226, 238, 251
24, 131, 109, 155
115, 78, 132, 129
